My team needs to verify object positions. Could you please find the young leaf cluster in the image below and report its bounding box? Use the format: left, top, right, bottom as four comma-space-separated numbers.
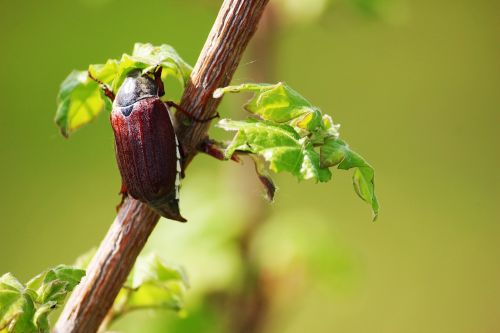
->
0, 266, 85, 333
55, 43, 192, 137
75, 250, 188, 331
54, 43, 378, 219
0, 251, 187, 333
214, 83, 379, 219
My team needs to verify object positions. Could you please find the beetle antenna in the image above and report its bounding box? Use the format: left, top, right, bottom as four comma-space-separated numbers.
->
165, 101, 220, 123
88, 70, 115, 101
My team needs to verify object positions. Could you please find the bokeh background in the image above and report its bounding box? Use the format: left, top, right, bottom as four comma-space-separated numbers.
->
1, 0, 499, 332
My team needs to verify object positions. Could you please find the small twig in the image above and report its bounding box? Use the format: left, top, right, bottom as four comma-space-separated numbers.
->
53, 1, 269, 332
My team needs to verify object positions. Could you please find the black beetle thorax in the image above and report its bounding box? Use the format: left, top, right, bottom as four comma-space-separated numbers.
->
114, 71, 158, 108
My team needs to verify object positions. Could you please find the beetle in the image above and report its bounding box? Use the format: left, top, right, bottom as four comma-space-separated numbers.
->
89, 67, 211, 222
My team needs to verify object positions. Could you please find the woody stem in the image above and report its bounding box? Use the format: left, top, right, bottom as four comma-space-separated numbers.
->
53, 1, 269, 332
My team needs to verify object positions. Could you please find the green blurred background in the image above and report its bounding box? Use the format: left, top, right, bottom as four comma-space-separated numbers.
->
1, 0, 499, 332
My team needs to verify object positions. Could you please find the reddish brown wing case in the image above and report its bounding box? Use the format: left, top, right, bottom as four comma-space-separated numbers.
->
111, 97, 185, 222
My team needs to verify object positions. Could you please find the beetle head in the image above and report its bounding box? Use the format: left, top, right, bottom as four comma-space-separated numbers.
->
115, 69, 159, 107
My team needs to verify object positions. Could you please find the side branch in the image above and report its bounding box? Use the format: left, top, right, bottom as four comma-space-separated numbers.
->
54, 0, 269, 332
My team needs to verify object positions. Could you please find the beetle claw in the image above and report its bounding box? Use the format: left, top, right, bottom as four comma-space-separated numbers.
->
115, 183, 128, 212
116, 193, 127, 212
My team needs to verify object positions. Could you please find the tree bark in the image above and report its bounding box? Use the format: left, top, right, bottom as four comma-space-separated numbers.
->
53, 1, 269, 332
175, 0, 269, 164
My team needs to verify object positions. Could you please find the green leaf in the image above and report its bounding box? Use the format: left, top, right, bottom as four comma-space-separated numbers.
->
33, 302, 55, 333
56, 43, 192, 137
218, 118, 331, 182
71, 250, 188, 331
110, 43, 192, 92
0, 273, 37, 333
321, 138, 379, 220
0, 267, 84, 333
42, 265, 85, 292
216, 81, 378, 220
88, 59, 119, 85
132, 43, 192, 87
130, 253, 188, 289
214, 82, 314, 123
214, 82, 340, 142
27, 265, 85, 305
115, 253, 188, 315
0, 274, 23, 292
291, 108, 323, 131
54, 70, 104, 137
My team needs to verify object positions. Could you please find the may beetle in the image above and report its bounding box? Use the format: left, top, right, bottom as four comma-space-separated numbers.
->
90, 67, 191, 222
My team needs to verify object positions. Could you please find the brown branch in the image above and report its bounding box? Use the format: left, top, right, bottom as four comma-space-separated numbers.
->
53, 1, 269, 332
175, 0, 269, 163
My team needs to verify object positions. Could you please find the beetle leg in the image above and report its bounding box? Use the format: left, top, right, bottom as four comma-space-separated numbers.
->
165, 101, 220, 123
116, 182, 128, 212
153, 66, 165, 97
88, 70, 115, 101
198, 137, 241, 163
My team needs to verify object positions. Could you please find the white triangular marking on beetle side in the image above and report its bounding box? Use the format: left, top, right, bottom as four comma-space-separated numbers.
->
174, 136, 181, 159
174, 135, 181, 200
175, 177, 180, 199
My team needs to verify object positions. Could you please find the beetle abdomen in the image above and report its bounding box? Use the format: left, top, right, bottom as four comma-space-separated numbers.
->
111, 97, 185, 222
